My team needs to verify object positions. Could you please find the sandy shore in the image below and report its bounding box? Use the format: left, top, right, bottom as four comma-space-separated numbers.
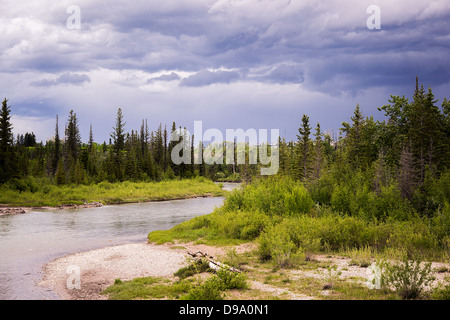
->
38, 241, 238, 300
39, 242, 189, 300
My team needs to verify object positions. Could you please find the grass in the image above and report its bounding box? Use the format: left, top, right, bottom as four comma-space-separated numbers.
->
0, 177, 225, 207
100, 241, 450, 300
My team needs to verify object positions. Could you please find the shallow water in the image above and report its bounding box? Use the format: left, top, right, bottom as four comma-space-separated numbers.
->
0, 191, 231, 300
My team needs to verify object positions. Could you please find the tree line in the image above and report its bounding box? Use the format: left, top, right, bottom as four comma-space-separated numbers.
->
0, 102, 255, 185
277, 77, 449, 219
0, 77, 449, 218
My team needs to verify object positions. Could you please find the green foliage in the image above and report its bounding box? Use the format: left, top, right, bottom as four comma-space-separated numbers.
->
378, 257, 434, 299
216, 268, 249, 290
174, 259, 210, 280
223, 177, 314, 216
431, 283, 450, 300
0, 178, 224, 207
181, 268, 248, 300
102, 276, 191, 300
182, 275, 225, 300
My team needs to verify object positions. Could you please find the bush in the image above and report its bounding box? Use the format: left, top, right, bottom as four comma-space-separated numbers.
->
174, 259, 210, 280
183, 276, 225, 300
379, 257, 434, 299
216, 269, 248, 290
223, 177, 314, 216
431, 283, 450, 300
213, 210, 277, 240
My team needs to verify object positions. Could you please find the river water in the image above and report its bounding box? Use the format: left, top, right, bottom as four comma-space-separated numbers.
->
0, 183, 238, 300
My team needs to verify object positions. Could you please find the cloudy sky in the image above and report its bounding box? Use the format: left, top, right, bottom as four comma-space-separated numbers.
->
1, 0, 449, 143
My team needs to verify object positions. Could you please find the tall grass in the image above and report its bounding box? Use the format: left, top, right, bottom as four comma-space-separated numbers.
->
149, 176, 449, 262
0, 176, 224, 207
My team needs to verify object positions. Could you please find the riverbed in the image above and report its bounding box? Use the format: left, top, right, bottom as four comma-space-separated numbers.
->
0, 187, 234, 300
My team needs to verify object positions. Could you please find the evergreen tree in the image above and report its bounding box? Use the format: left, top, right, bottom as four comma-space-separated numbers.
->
312, 122, 325, 179
342, 104, 365, 168
296, 114, 312, 180
88, 124, 94, 152
65, 110, 81, 162
408, 78, 445, 181
111, 108, 126, 154
110, 108, 126, 181
0, 98, 17, 183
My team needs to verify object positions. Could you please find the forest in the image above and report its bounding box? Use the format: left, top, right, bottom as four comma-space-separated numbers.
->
0, 78, 449, 216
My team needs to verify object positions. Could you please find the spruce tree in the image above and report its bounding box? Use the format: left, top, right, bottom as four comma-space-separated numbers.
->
111, 108, 126, 153
0, 98, 17, 183
313, 122, 324, 180
296, 114, 312, 180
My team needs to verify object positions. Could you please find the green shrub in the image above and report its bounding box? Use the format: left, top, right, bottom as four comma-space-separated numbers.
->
379, 257, 434, 299
307, 173, 335, 205
216, 269, 248, 290
431, 283, 450, 300
174, 259, 211, 280
223, 177, 314, 216
330, 183, 352, 214
182, 275, 225, 300
213, 210, 277, 240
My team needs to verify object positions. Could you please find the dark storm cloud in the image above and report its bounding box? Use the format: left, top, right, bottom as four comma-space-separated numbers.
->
2, 0, 450, 142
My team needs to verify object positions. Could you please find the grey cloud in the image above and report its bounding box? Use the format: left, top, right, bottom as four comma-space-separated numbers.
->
266, 64, 305, 84
31, 73, 91, 87
147, 72, 181, 82
180, 69, 241, 87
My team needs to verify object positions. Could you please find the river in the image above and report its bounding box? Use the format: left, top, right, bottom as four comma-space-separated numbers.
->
0, 183, 238, 300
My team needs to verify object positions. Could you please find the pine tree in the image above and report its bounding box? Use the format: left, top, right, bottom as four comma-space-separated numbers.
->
313, 122, 324, 180
342, 104, 365, 168
110, 108, 126, 181
65, 110, 81, 161
0, 98, 17, 183
408, 78, 444, 181
111, 108, 126, 154
88, 124, 94, 152
296, 114, 312, 180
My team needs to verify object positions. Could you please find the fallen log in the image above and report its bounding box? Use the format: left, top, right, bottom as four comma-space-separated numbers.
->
187, 251, 241, 273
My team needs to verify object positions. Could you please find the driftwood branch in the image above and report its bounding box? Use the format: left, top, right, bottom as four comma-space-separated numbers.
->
187, 251, 241, 273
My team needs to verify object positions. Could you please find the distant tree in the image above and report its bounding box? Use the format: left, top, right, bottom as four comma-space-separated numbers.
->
296, 114, 312, 180
50, 115, 61, 176
0, 98, 18, 183
313, 122, 324, 180
88, 124, 94, 152
342, 104, 365, 168
110, 108, 127, 181
111, 108, 126, 154
65, 110, 81, 161
408, 78, 445, 181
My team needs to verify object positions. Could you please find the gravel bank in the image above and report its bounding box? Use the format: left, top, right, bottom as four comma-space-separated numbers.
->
39, 243, 188, 300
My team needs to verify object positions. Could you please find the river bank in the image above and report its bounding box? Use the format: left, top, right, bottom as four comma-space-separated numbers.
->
0, 178, 226, 209
39, 241, 245, 300
39, 240, 450, 300
0, 202, 104, 216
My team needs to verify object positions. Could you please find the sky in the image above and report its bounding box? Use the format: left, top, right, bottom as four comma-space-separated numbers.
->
1, 0, 449, 144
